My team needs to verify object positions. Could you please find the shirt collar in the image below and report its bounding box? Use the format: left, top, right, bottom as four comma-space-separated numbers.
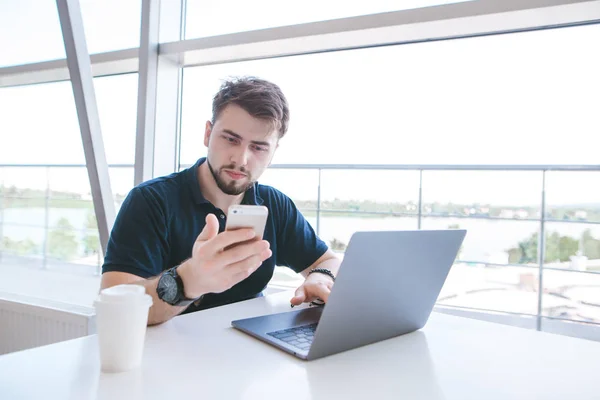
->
188, 157, 264, 206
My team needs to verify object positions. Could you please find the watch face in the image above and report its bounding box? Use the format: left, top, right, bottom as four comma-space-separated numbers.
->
158, 273, 178, 303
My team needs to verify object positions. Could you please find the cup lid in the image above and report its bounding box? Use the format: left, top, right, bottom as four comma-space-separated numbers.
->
97, 284, 152, 306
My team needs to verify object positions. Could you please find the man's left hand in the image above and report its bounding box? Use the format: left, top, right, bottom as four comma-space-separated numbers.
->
290, 272, 334, 307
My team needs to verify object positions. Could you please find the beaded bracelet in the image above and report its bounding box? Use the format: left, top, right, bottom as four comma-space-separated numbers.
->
307, 268, 336, 282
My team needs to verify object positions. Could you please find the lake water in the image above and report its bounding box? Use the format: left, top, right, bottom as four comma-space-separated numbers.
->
2, 207, 599, 263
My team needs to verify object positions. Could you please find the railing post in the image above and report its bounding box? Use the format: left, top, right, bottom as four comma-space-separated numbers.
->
0, 174, 4, 265
43, 167, 51, 269
316, 169, 322, 236
96, 246, 101, 276
536, 170, 547, 331
418, 169, 423, 229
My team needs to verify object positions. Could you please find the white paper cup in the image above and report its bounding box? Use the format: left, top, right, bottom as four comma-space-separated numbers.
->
94, 284, 153, 373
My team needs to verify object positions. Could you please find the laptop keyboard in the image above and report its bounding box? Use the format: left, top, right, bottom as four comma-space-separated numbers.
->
267, 323, 317, 351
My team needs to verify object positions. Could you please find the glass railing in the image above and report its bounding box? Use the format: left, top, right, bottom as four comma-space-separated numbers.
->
248, 164, 600, 327
2, 163, 600, 326
0, 164, 134, 276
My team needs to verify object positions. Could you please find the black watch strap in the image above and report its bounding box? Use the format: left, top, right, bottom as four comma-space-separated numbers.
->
171, 266, 196, 306
158, 266, 202, 307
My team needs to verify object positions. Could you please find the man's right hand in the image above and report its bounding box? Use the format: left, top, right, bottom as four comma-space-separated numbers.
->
177, 213, 272, 298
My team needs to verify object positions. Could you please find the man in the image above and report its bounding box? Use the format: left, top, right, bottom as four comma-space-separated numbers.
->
101, 76, 341, 325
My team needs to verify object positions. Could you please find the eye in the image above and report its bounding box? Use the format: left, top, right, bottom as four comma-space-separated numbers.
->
252, 144, 267, 152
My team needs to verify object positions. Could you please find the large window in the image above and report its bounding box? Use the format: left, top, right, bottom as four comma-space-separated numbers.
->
1, 0, 598, 337
0, 74, 138, 307
180, 24, 600, 167
179, 23, 600, 324
0, 74, 137, 165
185, 0, 470, 38
0, 0, 141, 67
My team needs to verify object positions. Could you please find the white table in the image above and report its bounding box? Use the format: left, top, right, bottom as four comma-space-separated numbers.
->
1, 290, 600, 400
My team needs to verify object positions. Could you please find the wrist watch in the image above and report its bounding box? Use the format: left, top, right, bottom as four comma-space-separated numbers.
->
156, 266, 200, 307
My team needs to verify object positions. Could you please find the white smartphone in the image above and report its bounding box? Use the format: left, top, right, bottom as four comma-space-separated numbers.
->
225, 205, 269, 240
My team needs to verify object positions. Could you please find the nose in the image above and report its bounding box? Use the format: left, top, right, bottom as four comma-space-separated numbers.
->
230, 145, 250, 168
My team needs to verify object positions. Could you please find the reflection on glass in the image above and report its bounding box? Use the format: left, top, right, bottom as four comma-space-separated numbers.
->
320, 170, 419, 215
180, 25, 600, 166
542, 269, 600, 323
438, 264, 539, 315
546, 172, 600, 223
421, 218, 539, 265
185, 0, 469, 38
422, 171, 542, 219
543, 223, 600, 270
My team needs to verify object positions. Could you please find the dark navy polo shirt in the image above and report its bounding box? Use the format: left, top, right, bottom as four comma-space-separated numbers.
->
102, 157, 328, 313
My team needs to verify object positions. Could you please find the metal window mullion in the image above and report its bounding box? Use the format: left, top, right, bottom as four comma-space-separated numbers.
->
536, 171, 547, 331
43, 167, 51, 268
316, 169, 322, 235
151, 0, 185, 178
134, 0, 161, 185
0, 178, 4, 264
418, 170, 423, 229
162, 0, 600, 68
55, 0, 115, 254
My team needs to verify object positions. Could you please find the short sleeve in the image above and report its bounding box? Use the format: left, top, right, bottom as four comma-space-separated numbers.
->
102, 187, 169, 278
275, 193, 328, 273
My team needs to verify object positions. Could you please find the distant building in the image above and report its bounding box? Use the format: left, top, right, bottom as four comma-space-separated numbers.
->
515, 209, 529, 219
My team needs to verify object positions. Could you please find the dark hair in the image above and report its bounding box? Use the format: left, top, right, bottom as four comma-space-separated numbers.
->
211, 76, 290, 138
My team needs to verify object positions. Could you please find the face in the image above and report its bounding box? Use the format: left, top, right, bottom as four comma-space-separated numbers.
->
204, 104, 279, 196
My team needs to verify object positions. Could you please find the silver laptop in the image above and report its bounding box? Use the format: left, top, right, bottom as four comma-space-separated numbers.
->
231, 229, 466, 361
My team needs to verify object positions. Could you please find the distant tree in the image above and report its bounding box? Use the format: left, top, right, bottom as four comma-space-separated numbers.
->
507, 231, 581, 264
582, 229, 600, 260
82, 212, 100, 256
1, 237, 39, 256
47, 218, 78, 260
508, 232, 539, 264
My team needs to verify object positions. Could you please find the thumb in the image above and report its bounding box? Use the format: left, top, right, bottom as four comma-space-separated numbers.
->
196, 213, 219, 243
290, 286, 306, 306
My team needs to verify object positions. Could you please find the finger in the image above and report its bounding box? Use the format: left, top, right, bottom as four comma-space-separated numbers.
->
225, 248, 272, 275
229, 250, 271, 281
196, 214, 220, 243
218, 240, 270, 266
205, 229, 258, 253
290, 286, 306, 306
310, 282, 332, 303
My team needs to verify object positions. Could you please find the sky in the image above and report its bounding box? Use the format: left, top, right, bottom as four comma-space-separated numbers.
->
0, 1, 599, 206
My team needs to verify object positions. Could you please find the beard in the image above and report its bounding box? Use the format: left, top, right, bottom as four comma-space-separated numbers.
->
207, 159, 254, 196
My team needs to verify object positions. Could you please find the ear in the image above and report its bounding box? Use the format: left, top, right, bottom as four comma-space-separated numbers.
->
204, 121, 212, 147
